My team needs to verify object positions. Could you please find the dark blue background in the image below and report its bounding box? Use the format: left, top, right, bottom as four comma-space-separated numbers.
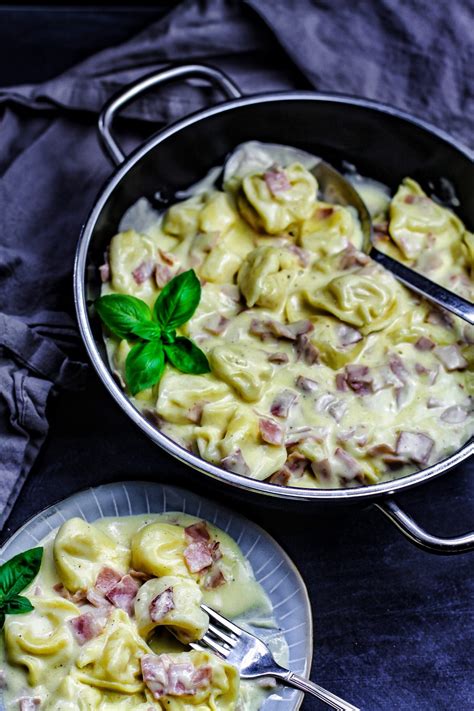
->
0, 5, 472, 710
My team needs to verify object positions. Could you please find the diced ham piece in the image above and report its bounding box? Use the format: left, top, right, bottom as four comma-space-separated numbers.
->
264, 169, 291, 194
311, 458, 332, 481
314, 206, 334, 220
296, 335, 319, 365
209, 541, 222, 562
250, 319, 313, 341
296, 375, 319, 392
270, 390, 297, 418
389, 354, 409, 383
367, 443, 397, 457
53, 583, 87, 605
427, 309, 453, 329
185, 521, 210, 543
86, 588, 112, 609
99, 263, 110, 283
440, 406, 468, 424
434, 345, 468, 371
286, 451, 309, 477
269, 468, 291, 486
203, 313, 229, 335
132, 260, 155, 284
155, 263, 174, 288
259, 418, 285, 445
337, 325, 363, 348
335, 373, 349, 392
285, 425, 328, 446
203, 566, 226, 590
106, 575, 139, 616
184, 542, 213, 573
335, 448, 360, 480
344, 364, 372, 395
396, 432, 434, 465
150, 588, 175, 622
286, 244, 310, 266
69, 612, 104, 645
19, 699, 41, 711
141, 654, 211, 699
268, 351, 290, 364
221, 449, 250, 477
95, 567, 122, 595
339, 245, 370, 269
415, 336, 435, 351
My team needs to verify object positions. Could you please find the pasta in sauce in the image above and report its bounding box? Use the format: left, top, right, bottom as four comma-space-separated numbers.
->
1, 514, 287, 710
100, 143, 474, 488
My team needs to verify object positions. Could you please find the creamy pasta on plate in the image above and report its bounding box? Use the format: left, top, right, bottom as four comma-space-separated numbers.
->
1, 514, 287, 710
99, 142, 474, 489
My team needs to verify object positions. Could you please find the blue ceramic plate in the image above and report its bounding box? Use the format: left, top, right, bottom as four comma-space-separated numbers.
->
0, 481, 312, 710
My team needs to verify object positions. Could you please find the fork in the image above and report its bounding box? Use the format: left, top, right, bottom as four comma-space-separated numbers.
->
190, 604, 359, 711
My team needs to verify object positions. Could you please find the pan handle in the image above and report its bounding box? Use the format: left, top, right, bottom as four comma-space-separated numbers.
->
375, 499, 474, 554
98, 64, 243, 166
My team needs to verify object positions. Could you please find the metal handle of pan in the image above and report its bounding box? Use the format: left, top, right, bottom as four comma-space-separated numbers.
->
375, 499, 474, 554
98, 64, 243, 166
371, 247, 474, 325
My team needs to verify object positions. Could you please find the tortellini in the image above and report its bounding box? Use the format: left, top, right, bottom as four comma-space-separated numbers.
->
163, 195, 204, 240
298, 202, 363, 256
389, 178, 466, 259
134, 576, 208, 642
237, 246, 299, 308
238, 163, 317, 233
4, 597, 79, 685
209, 345, 272, 402
109, 230, 158, 305
75, 610, 150, 694
307, 267, 406, 334
156, 372, 232, 425
131, 522, 188, 578
54, 518, 130, 592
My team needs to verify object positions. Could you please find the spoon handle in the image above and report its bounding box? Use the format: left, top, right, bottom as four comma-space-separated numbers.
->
371, 247, 474, 325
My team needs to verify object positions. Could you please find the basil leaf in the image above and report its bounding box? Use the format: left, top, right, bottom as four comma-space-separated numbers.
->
95, 294, 151, 339
3, 595, 34, 615
130, 322, 162, 341
0, 547, 43, 601
153, 270, 201, 330
164, 337, 211, 375
125, 340, 165, 395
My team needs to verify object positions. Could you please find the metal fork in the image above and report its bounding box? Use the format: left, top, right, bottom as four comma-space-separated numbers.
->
190, 604, 359, 711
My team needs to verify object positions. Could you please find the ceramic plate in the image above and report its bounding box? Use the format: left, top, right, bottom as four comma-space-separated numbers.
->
0, 481, 312, 710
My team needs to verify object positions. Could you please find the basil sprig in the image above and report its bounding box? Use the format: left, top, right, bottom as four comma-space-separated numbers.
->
96, 269, 211, 395
0, 547, 43, 628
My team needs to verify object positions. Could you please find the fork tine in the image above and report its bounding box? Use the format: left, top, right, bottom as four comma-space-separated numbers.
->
208, 622, 238, 647
189, 642, 207, 653
201, 603, 242, 636
201, 633, 230, 658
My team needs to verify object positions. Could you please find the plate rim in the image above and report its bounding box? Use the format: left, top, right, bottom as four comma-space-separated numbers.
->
0, 480, 313, 711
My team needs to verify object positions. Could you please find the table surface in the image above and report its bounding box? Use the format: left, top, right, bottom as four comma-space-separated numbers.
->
1, 6, 473, 711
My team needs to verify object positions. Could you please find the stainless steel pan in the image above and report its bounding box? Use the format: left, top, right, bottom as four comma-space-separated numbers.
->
74, 64, 474, 554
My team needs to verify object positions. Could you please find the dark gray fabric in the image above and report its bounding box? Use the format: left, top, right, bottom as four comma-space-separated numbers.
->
0, 0, 471, 525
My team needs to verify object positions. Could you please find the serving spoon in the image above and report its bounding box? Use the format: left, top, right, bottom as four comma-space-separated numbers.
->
312, 161, 474, 325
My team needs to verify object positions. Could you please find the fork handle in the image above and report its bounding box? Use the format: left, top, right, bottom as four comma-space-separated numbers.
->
281, 671, 360, 711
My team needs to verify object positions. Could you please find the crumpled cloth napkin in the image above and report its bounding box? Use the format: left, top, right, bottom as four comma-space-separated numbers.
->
0, 0, 471, 528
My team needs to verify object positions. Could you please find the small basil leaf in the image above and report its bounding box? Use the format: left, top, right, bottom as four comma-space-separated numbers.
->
95, 294, 151, 339
161, 330, 176, 345
0, 547, 43, 601
125, 340, 165, 395
164, 337, 211, 375
3, 595, 34, 615
153, 270, 201, 330
130, 322, 162, 341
